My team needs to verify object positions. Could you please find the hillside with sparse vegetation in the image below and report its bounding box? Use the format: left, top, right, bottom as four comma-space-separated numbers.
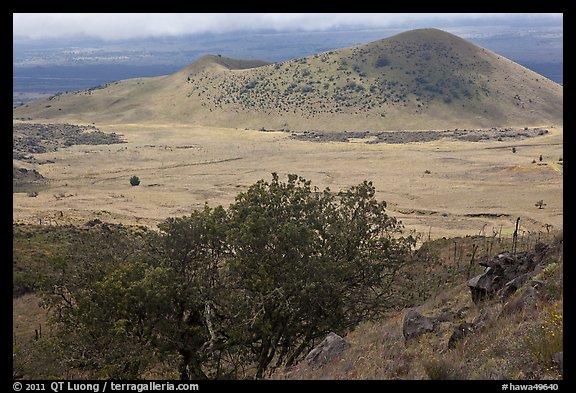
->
13, 29, 562, 131
272, 232, 563, 380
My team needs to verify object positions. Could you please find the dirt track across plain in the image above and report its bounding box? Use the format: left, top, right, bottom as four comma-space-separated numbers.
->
13, 122, 563, 240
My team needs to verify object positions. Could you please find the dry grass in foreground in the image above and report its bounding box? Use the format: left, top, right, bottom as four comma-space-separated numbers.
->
272, 233, 563, 380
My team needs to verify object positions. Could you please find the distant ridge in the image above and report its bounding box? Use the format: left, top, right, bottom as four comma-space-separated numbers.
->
173, 55, 271, 75
14, 28, 563, 131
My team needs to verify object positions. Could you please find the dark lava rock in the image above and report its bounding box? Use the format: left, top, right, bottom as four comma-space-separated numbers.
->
467, 246, 553, 304
305, 332, 348, 368
402, 310, 435, 340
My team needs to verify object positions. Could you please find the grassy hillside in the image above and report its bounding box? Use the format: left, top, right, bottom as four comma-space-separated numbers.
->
272, 232, 563, 380
14, 29, 563, 131
13, 222, 563, 380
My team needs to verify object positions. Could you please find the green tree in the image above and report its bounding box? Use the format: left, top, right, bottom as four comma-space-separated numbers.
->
39, 212, 229, 380
39, 226, 156, 378
226, 173, 414, 378
153, 205, 230, 380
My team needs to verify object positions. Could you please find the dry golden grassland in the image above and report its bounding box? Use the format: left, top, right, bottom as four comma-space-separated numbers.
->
13, 120, 562, 241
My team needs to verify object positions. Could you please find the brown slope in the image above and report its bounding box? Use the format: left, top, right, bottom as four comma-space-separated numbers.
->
13, 28, 562, 131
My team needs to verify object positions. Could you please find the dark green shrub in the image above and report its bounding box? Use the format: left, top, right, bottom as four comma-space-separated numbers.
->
129, 175, 140, 186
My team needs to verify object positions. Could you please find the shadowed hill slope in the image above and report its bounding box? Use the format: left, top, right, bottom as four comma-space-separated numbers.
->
14, 29, 562, 131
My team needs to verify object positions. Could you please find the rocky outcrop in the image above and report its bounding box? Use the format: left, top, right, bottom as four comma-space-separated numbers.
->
13, 166, 45, 182
402, 310, 435, 340
305, 332, 348, 368
13, 122, 125, 164
500, 279, 547, 317
467, 243, 553, 304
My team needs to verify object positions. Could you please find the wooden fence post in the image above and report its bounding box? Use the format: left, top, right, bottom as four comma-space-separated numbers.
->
512, 217, 520, 254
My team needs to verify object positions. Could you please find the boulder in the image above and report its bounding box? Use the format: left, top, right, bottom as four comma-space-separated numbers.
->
305, 332, 348, 368
500, 273, 531, 299
467, 268, 498, 303
402, 310, 435, 340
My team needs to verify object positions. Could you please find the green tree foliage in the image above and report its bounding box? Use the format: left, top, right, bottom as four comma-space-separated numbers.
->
39, 226, 155, 378
39, 174, 414, 379
226, 173, 413, 377
152, 205, 230, 380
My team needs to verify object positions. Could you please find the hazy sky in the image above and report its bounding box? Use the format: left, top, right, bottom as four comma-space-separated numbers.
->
13, 13, 562, 41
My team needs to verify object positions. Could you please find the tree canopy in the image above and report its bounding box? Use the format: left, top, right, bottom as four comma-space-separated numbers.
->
39, 173, 415, 379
